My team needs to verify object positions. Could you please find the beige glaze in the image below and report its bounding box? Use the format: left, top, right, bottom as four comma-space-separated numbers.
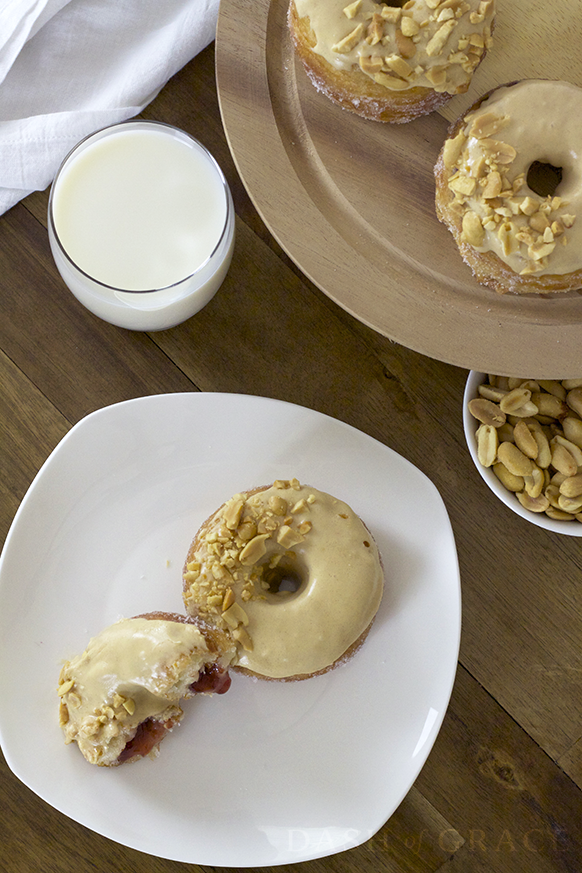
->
440, 79, 582, 276
183, 480, 384, 679
293, 0, 495, 95
58, 618, 227, 766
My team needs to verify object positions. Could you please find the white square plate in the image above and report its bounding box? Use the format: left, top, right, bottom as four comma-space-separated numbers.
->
0, 393, 460, 866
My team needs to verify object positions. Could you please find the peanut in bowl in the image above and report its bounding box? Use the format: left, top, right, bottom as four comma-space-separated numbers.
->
463, 370, 582, 536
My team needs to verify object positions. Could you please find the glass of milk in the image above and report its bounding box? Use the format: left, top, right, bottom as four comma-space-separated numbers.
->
48, 120, 235, 331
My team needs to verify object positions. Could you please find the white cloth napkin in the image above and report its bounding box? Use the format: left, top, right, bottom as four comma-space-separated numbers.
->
0, 0, 219, 214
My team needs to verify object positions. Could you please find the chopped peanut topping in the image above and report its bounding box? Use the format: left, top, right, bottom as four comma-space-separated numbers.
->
183, 481, 317, 654
461, 211, 485, 246
426, 20, 457, 56
298, 0, 494, 96
343, 0, 361, 18
332, 23, 364, 53
366, 13, 384, 45
441, 101, 577, 275
401, 16, 420, 37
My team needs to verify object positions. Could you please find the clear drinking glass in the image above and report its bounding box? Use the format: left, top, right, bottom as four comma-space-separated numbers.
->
48, 120, 235, 331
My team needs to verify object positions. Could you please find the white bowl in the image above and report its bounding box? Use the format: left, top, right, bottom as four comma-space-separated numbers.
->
463, 370, 582, 536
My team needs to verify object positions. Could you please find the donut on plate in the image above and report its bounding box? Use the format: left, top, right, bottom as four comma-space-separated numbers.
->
434, 79, 582, 294
182, 479, 384, 681
288, 0, 495, 123
57, 612, 235, 766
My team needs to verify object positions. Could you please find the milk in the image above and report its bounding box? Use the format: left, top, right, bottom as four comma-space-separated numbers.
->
48, 121, 235, 330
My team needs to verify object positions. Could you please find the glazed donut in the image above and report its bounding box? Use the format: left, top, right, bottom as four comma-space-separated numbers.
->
58, 612, 235, 766
288, 0, 495, 123
182, 479, 384, 680
435, 79, 582, 294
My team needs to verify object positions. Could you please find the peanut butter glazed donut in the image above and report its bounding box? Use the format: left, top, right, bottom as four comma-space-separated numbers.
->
435, 79, 582, 294
57, 613, 235, 766
288, 0, 495, 123
182, 479, 384, 681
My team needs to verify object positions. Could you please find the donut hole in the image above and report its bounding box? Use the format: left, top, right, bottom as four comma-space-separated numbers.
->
262, 557, 306, 599
527, 160, 563, 198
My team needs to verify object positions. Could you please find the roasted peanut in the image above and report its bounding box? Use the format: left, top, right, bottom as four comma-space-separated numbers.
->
497, 422, 515, 442
530, 428, 552, 468
223, 496, 245, 530
550, 470, 568, 486
478, 383, 508, 402
519, 380, 541, 393
559, 473, 582, 498
516, 403, 542, 418
558, 493, 582, 514
553, 434, 582, 467
507, 377, 523, 389
468, 397, 506, 427
516, 490, 550, 513
531, 392, 569, 420
545, 483, 562, 509
469, 374, 582, 522
538, 379, 567, 400
550, 441, 578, 477
513, 420, 538, 459
476, 423, 498, 467
546, 507, 576, 521
497, 441, 532, 477
239, 533, 270, 565
499, 387, 534, 414
523, 465, 544, 499
567, 387, 582, 418
493, 462, 524, 492
562, 416, 582, 448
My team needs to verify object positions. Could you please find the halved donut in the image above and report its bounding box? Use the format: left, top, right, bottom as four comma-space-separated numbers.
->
58, 612, 235, 766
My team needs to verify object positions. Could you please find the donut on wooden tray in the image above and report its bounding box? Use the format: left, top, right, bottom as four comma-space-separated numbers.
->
435, 79, 582, 294
288, 0, 495, 123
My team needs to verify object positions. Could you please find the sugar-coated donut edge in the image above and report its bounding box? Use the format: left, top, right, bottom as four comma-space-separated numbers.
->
231, 618, 376, 682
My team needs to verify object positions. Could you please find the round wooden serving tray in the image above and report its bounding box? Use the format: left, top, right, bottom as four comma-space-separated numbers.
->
216, 0, 582, 378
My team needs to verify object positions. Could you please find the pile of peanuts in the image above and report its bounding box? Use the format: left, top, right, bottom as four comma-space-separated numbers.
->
468, 375, 582, 521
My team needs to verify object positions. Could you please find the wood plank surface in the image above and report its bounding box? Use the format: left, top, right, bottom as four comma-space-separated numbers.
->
1, 41, 582, 873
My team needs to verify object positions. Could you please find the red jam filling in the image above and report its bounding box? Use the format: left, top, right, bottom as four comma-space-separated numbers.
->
117, 716, 177, 764
116, 665, 231, 763
189, 663, 231, 694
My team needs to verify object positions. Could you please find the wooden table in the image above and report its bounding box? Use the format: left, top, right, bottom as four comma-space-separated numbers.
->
2, 42, 582, 873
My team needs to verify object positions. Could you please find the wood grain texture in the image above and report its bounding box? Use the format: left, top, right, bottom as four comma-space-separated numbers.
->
0, 202, 197, 425
216, 0, 582, 378
1, 39, 582, 873
0, 350, 69, 543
